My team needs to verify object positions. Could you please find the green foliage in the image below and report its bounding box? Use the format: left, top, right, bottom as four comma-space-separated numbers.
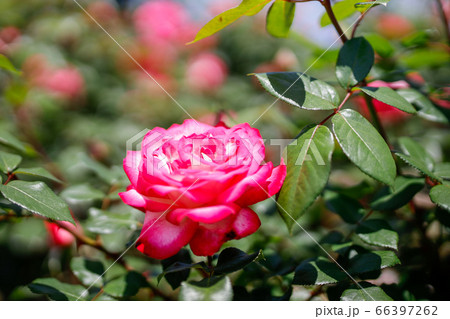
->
266, 0, 295, 38
103, 271, 148, 298
430, 184, 450, 212
370, 176, 424, 211
254, 72, 340, 110
0, 53, 21, 75
84, 208, 141, 235
293, 257, 347, 286
190, 0, 271, 44
179, 277, 233, 301
341, 282, 392, 301
348, 250, 400, 275
360, 87, 416, 114
355, 219, 399, 250
70, 257, 105, 288
320, 0, 360, 27
13, 167, 62, 184
324, 190, 366, 223
277, 125, 334, 231
332, 109, 396, 185
0, 150, 22, 173
0, 180, 74, 223
397, 89, 448, 124
336, 37, 374, 88
215, 248, 263, 274
29, 278, 86, 301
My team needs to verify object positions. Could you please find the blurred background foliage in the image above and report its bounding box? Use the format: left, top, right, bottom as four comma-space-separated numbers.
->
0, 0, 449, 300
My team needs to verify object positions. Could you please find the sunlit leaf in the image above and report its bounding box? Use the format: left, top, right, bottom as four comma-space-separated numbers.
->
190, 0, 271, 44
0, 181, 74, 223
277, 125, 334, 232
254, 72, 340, 110
336, 37, 374, 88
266, 0, 295, 38
332, 109, 396, 185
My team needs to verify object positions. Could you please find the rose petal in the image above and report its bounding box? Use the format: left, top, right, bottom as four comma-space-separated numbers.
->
136, 212, 197, 259
167, 204, 238, 224
232, 207, 261, 238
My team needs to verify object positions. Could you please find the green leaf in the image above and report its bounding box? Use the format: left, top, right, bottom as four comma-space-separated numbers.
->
320, 0, 359, 27
396, 153, 442, 182
401, 48, 450, 68
434, 163, 450, 180
160, 249, 198, 290
14, 167, 63, 184
355, 0, 390, 11
103, 271, 148, 298
332, 109, 396, 185
179, 277, 233, 301
254, 72, 340, 110
190, 0, 271, 44
355, 219, 399, 250
215, 248, 263, 274
277, 125, 334, 231
0, 54, 21, 75
70, 257, 105, 288
323, 190, 366, 224
85, 208, 141, 234
60, 184, 105, 202
365, 33, 394, 58
0, 130, 29, 154
0, 181, 74, 223
397, 89, 448, 124
360, 87, 416, 114
79, 153, 123, 185
266, 0, 295, 38
0, 150, 22, 173
370, 176, 424, 211
398, 137, 434, 171
293, 257, 347, 286
341, 282, 393, 301
349, 250, 400, 275
29, 278, 86, 301
430, 184, 450, 212
336, 37, 374, 88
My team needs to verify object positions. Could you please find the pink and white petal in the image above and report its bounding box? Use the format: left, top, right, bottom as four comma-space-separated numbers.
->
232, 208, 261, 239
167, 204, 238, 224
119, 188, 146, 210
123, 151, 141, 187
136, 212, 197, 260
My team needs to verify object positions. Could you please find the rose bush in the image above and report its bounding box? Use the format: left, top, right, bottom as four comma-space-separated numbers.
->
120, 119, 286, 259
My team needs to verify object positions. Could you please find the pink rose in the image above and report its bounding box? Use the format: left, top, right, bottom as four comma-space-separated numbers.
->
41, 67, 85, 99
120, 120, 286, 259
356, 80, 411, 124
133, 0, 193, 47
44, 221, 76, 247
186, 53, 228, 93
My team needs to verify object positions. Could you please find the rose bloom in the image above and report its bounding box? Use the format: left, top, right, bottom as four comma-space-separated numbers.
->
44, 221, 76, 247
40, 67, 85, 100
355, 80, 411, 124
120, 120, 286, 259
185, 53, 228, 93
133, 0, 194, 47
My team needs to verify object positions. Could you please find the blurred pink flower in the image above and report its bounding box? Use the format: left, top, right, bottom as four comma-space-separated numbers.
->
44, 221, 76, 248
133, 0, 195, 47
186, 52, 228, 93
40, 67, 85, 99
